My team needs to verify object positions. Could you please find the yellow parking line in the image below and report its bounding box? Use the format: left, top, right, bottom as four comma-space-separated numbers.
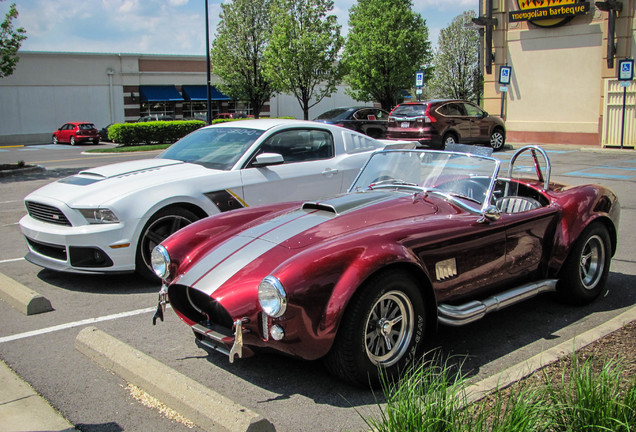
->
0, 145, 25, 149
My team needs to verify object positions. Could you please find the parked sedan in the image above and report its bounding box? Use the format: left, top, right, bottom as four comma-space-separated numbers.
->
387, 100, 506, 150
152, 145, 619, 387
20, 120, 390, 279
52, 122, 100, 145
314, 107, 389, 138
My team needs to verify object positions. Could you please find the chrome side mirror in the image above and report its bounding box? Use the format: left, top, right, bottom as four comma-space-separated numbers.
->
478, 205, 501, 223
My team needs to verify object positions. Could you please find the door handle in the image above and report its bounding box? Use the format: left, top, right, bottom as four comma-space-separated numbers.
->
322, 168, 339, 176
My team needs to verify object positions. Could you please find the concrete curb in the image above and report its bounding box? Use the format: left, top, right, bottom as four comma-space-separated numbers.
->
0, 359, 77, 432
465, 305, 636, 404
0, 272, 53, 315
75, 326, 275, 432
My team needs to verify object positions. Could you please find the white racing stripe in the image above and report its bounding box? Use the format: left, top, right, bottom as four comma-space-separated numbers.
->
183, 209, 334, 296
0, 306, 157, 344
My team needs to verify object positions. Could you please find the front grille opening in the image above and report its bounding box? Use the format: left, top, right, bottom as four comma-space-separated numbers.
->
168, 284, 233, 329
26, 237, 67, 261
69, 247, 113, 268
25, 201, 71, 226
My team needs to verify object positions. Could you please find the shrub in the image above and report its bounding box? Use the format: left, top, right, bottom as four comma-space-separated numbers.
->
108, 120, 206, 146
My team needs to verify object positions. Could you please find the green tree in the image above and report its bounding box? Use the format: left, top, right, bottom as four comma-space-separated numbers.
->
210, 0, 274, 118
429, 11, 482, 103
0, 1, 26, 78
342, 0, 432, 111
264, 0, 343, 120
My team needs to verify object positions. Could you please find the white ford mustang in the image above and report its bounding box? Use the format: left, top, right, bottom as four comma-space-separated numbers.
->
20, 119, 397, 279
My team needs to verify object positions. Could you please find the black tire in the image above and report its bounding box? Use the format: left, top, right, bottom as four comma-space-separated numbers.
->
135, 207, 199, 280
442, 133, 457, 147
557, 223, 611, 305
324, 269, 426, 387
70, 136, 76, 146
490, 128, 505, 151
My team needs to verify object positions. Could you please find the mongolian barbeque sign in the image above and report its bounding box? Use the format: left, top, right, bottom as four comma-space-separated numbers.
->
509, 0, 590, 27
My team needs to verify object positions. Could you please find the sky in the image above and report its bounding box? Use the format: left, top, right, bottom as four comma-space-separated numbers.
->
2, 0, 478, 56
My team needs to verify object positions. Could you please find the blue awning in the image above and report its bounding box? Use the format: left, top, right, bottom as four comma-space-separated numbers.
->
139, 85, 184, 102
181, 85, 232, 101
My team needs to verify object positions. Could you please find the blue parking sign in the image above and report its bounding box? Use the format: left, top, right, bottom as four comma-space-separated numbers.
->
618, 59, 634, 81
499, 66, 511, 85
415, 71, 424, 87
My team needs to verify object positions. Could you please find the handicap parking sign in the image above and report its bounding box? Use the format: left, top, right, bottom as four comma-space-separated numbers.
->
618, 59, 634, 81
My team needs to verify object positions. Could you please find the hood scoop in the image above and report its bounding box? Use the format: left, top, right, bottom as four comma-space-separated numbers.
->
302, 191, 395, 215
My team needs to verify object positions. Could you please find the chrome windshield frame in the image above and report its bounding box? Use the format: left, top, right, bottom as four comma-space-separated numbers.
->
349, 148, 501, 215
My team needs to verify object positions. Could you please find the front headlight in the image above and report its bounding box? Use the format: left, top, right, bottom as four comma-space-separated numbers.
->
151, 245, 171, 279
258, 276, 287, 318
79, 208, 119, 224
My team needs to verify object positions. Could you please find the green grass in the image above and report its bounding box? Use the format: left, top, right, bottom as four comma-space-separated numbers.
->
86, 143, 171, 153
361, 352, 636, 432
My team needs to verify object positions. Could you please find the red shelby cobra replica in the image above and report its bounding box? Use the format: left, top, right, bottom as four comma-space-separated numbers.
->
152, 146, 619, 386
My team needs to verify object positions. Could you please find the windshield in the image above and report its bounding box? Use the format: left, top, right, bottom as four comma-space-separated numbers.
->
350, 150, 500, 211
391, 104, 427, 117
157, 127, 264, 170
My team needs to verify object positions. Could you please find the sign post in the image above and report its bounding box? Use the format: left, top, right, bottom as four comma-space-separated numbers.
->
607, 59, 634, 149
498, 65, 511, 118
415, 70, 424, 101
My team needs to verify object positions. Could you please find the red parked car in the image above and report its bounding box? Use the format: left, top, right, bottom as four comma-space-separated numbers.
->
52, 122, 100, 145
152, 146, 619, 387
387, 99, 506, 150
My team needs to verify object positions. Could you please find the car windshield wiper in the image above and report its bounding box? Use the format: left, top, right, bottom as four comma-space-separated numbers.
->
368, 179, 418, 189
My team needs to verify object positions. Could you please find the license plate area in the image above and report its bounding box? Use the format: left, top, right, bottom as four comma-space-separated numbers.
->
400, 122, 410, 128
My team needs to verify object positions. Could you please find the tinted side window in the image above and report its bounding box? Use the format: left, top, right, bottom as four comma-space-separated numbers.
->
438, 103, 465, 116
464, 103, 484, 117
260, 129, 334, 163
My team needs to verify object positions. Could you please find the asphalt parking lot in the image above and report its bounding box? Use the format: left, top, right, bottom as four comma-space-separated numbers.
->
1, 142, 635, 431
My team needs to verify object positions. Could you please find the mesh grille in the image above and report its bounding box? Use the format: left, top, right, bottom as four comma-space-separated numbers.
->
25, 201, 71, 226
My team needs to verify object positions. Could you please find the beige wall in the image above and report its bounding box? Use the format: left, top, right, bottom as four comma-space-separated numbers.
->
481, 0, 635, 146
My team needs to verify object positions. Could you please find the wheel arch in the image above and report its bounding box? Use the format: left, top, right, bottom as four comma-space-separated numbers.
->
321, 260, 438, 353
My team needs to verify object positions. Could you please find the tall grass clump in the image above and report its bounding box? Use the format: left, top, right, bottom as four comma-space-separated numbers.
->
362, 354, 468, 432
360, 350, 636, 432
544, 355, 636, 431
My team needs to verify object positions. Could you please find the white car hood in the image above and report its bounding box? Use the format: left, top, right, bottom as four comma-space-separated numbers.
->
25, 158, 219, 208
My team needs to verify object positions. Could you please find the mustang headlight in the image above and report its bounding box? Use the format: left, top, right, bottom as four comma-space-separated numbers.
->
151, 245, 171, 279
79, 208, 119, 224
258, 276, 287, 318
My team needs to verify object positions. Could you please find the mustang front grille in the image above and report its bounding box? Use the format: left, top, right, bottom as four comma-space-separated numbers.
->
25, 201, 71, 226
26, 237, 67, 261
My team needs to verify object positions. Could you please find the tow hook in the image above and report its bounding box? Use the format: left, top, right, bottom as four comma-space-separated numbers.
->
229, 318, 249, 363
152, 285, 169, 325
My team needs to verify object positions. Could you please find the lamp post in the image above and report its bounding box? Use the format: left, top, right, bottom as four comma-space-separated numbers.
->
205, 0, 212, 125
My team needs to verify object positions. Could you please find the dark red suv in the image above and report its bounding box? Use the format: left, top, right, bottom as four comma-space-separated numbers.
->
386, 99, 506, 150
52, 122, 100, 145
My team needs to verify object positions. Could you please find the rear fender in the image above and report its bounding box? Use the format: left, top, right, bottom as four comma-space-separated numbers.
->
547, 186, 619, 275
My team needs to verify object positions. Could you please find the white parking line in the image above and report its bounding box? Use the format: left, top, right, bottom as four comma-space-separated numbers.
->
0, 258, 24, 264
0, 306, 157, 344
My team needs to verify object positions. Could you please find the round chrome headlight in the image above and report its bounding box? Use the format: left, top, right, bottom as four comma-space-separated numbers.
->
151, 245, 171, 279
258, 276, 287, 318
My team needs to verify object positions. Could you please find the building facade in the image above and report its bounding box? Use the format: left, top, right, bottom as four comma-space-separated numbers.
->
476, 0, 635, 147
0, 52, 360, 145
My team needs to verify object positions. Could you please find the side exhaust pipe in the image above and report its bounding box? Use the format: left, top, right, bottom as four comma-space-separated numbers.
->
437, 279, 558, 327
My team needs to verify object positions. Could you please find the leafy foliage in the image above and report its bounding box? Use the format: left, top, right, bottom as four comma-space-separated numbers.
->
108, 121, 205, 146
429, 11, 482, 103
263, 0, 343, 119
0, 2, 26, 78
342, 0, 432, 111
210, 0, 274, 118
